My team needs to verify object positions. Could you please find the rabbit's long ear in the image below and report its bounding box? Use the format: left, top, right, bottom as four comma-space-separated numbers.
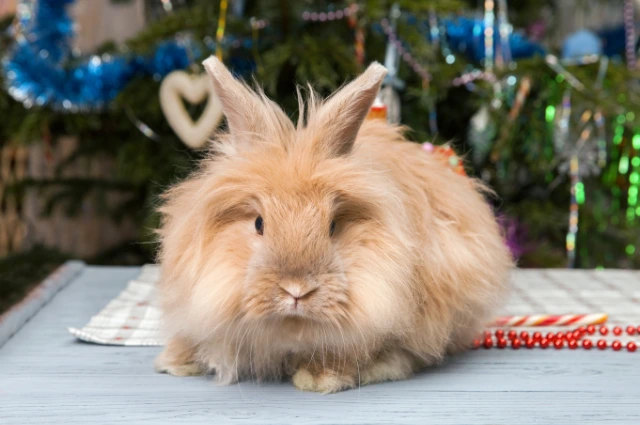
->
310, 62, 387, 156
203, 56, 283, 145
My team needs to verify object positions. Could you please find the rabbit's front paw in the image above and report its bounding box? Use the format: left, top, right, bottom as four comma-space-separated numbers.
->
154, 336, 204, 377
155, 359, 203, 377
292, 368, 356, 394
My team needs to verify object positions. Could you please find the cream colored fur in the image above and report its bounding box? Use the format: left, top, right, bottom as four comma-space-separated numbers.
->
154, 56, 513, 393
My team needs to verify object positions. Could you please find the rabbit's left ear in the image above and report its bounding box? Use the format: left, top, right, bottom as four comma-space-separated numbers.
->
311, 62, 387, 156
202, 56, 273, 145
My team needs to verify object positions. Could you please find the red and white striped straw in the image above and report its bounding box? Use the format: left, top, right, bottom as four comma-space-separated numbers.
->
492, 313, 608, 327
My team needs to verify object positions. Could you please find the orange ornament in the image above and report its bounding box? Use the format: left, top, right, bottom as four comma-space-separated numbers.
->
367, 97, 387, 121
422, 142, 466, 176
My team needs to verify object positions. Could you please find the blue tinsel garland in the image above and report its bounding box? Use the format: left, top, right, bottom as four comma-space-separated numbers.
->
2, 0, 193, 111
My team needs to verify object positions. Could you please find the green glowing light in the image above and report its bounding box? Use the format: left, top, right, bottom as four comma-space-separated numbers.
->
617, 115, 627, 125
627, 112, 636, 122
614, 135, 623, 145
615, 125, 625, 135
555, 74, 565, 83
631, 172, 640, 184
626, 245, 636, 255
633, 134, 640, 149
596, 266, 605, 270
545, 105, 555, 123
630, 186, 638, 197
575, 182, 585, 204
637, 206, 640, 215
633, 157, 640, 167
619, 156, 630, 174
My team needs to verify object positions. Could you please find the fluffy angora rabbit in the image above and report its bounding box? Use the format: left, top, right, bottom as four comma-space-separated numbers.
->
154, 56, 512, 393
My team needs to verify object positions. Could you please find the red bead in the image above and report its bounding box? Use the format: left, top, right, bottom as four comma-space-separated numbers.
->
497, 338, 507, 349
586, 325, 596, 335
484, 330, 493, 339
568, 340, 578, 349
483, 338, 493, 349
554, 339, 564, 349
582, 339, 593, 350
539, 338, 549, 349
511, 339, 521, 349
597, 340, 607, 350
520, 331, 529, 341
525, 339, 535, 349
546, 332, 556, 341
637, 325, 640, 334
612, 341, 622, 351
613, 326, 622, 336
627, 342, 637, 352
556, 332, 565, 340
578, 326, 586, 333
495, 329, 504, 339
572, 331, 582, 340
626, 326, 636, 335
533, 332, 542, 342
472, 339, 481, 349
508, 330, 518, 340
599, 326, 608, 336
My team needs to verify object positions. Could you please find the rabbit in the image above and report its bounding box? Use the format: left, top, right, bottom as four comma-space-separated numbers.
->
154, 55, 513, 393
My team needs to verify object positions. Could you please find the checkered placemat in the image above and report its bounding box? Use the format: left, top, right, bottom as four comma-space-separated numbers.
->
69, 265, 162, 346
69, 267, 640, 346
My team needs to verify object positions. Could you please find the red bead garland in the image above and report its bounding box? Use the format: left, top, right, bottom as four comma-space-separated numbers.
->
472, 325, 639, 353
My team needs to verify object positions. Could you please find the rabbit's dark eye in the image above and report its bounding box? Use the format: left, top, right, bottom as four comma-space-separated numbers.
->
255, 216, 264, 235
329, 219, 336, 237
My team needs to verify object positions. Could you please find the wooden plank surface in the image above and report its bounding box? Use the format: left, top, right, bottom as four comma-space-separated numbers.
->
0, 261, 84, 348
1, 266, 639, 425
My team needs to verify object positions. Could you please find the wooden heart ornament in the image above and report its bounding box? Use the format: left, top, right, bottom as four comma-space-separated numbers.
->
159, 71, 224, 149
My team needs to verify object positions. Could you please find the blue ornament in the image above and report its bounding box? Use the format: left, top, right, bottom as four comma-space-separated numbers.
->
443, 17, 545, 62
562, 29, 602, 59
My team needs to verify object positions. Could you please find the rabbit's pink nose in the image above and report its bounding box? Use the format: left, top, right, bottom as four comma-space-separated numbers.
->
279, 284, 317, 309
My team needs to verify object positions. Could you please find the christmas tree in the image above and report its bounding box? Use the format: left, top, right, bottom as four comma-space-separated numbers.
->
0, 0, 638, 273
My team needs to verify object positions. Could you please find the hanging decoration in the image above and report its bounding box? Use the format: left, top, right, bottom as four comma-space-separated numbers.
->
624, 0, 637, 69
468, 105, 496, 166
483, 0, 495, 72
159, 70, 223, 149
346, 3, 366, 66
379, 3, 403, 124
215, 0, 229, 60
496, 0, 512, 69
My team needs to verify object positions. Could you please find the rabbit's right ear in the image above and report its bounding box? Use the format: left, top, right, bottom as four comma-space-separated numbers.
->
203, 56, 271, 144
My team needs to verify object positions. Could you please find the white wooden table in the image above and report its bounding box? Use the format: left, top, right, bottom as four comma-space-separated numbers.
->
1, 262, 639, 424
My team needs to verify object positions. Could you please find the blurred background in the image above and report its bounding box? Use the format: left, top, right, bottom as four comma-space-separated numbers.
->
0, 0, 639, 312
